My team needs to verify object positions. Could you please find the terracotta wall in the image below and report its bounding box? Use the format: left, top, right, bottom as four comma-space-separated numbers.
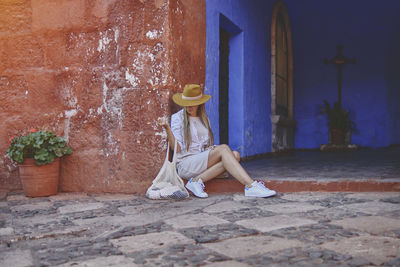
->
0, 0, 206, 193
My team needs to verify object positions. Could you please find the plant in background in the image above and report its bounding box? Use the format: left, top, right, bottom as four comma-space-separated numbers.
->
320, 100, 356, 132
6, 130, 72, 165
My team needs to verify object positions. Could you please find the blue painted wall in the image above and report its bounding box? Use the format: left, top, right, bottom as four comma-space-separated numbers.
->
205, 0, 275, 157
285, 0, 400, 148
205, 0, 400, 156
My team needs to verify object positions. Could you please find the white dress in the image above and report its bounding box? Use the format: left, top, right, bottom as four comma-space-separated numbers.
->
171, 109, 212, 179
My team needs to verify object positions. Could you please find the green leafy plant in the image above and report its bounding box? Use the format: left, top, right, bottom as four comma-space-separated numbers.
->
320, 100, 356, 132
6, 130, 72, 165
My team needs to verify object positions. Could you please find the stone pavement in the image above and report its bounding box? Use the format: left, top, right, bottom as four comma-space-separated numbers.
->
1, 192, 400, 267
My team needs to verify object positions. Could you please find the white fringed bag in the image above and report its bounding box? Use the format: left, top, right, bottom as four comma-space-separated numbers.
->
146, 139, 189, 200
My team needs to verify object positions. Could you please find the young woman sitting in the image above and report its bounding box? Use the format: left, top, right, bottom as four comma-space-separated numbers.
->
160, 84, 276, 198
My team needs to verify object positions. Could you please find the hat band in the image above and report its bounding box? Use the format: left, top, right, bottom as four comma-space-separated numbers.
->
182, 93, 202, 100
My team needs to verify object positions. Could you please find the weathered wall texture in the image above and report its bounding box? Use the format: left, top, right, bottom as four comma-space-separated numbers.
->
0, 0, 206, 193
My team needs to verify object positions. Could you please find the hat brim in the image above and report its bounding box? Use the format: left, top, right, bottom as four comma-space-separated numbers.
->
172, 93, 211, 107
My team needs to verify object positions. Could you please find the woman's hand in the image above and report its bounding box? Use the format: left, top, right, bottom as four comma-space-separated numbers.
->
157, 117, 170, 129
157, 116, 180, 152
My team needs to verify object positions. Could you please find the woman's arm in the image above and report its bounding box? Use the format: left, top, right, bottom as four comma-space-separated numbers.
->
159, 118, 181, 153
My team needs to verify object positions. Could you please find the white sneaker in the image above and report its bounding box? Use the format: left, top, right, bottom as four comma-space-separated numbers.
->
185, 178, 208, 198
245, 181, 276, 198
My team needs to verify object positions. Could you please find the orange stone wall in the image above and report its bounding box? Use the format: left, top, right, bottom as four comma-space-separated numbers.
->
0, 0, 206, 193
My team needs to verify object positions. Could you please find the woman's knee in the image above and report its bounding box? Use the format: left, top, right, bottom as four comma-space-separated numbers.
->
215, 145, 239, 160
233, 151, 241, 162
208, 145, 229, 166
215, 144, 231, 155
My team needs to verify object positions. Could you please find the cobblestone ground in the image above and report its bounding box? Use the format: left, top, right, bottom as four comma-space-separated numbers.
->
1, 192, 400, 267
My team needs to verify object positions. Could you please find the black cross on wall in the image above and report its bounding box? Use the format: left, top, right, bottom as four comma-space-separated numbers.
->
324, 45, 356, 107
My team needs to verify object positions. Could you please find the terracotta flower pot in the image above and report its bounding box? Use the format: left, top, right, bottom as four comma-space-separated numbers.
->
18, 158, 60, 197
331, 128, 345, 145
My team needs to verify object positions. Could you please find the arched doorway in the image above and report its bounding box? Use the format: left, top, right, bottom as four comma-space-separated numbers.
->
270, 0, 296, 151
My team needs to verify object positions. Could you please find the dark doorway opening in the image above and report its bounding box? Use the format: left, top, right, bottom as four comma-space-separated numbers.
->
219, 28, 230, 145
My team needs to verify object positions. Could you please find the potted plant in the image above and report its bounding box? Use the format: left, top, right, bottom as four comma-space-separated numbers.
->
320, 100, 356, 145
6, 129, 72, 197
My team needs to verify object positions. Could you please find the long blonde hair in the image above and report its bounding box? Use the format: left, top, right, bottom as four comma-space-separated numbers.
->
183, 104, 214, 151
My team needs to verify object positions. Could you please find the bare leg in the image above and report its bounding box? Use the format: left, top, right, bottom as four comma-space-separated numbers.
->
217, 151, 240, 178
194, 162, 224, 183
193, 151, 240, 183
200, 145, 253, 187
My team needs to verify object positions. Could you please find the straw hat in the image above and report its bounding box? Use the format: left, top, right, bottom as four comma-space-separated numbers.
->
172, 84, 211, 107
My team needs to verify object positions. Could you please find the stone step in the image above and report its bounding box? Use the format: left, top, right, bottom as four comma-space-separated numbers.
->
205, 178, 400, 193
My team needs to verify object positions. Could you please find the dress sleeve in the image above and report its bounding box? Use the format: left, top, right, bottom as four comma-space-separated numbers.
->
171, 111, 186, 151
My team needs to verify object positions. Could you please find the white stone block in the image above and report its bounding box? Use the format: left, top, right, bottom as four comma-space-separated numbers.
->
329, 216, 400, 235
202, 261, 251, 267
258, 202, 325, 213
58, 255, 138, 267
236, 215, 317, 232
280, 192, 335, 202
14, 214, 60, 226
73, 215, 139, 228
93, 194, 137, 202
339, 201, 400, 215
0, 227, 13, 235
321, 235, 400, 265
0, 249, 34, 267
203, 235, 304, 258
346, 192, 400, 201
58, 203, 105, 214
117, 204, 213, 227
118, 204, 154, 215
165, 213, 229, 229
203, 201, 249, 213
110, 231, 194, 253
49, 192, 89, 201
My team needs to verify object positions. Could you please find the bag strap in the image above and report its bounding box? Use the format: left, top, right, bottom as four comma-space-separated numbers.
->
164, 139, 178, 163
165, 140, 170, 162
172, 138, 178, 163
